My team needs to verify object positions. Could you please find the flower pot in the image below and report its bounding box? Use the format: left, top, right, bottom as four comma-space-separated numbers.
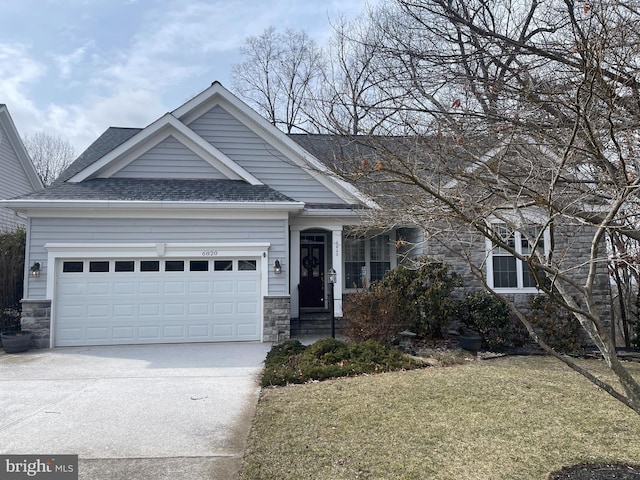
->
458, 332, 482, 353
1, 331, 32, 353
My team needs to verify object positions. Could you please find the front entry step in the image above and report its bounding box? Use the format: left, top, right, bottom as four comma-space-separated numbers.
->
290, 312, 345, 336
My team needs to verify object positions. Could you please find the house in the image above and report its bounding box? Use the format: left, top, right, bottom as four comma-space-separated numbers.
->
2, 82, 611, 348
2, 83, 417, 348
0, 105, 43, 231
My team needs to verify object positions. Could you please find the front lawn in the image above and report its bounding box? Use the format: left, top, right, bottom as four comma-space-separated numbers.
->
242, 356, 640, 480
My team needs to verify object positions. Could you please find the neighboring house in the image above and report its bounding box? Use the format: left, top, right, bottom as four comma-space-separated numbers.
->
0, 82, 610, 348
0, 105, 43, 231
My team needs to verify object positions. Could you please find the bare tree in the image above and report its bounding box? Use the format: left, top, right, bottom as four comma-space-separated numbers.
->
337, 0, 640, 414
23, 131, 76, 186
305, 15, 395, 135
231, 27, 323, 133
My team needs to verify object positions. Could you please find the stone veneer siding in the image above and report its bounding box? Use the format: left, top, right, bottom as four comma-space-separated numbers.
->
263, 295, 291, 343
21, 299, 51, 349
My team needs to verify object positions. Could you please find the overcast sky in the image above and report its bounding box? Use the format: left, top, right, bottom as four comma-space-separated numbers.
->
0, 0, 376, 154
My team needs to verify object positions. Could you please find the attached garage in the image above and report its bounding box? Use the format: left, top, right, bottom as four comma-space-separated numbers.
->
48, 244, 268, 347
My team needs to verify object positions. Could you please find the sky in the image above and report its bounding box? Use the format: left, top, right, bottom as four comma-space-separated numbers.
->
0, 0, 377, 155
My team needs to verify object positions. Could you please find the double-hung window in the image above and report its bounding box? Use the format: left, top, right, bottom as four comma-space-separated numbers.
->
487, 223, 545, 291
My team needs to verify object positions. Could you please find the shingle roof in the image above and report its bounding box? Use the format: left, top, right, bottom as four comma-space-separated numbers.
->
53, 127, 142, 185
18, 178, 297, 203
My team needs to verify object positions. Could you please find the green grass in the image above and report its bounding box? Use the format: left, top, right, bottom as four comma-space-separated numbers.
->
242, 356, 640, 480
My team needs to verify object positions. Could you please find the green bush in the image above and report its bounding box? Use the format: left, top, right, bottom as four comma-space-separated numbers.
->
379, 257, 461, 339
461, 291, 512, 350
0, 228, 25, 332
342, 282, 406, 342
527, 296, 583, 354
261, 339, 422, 387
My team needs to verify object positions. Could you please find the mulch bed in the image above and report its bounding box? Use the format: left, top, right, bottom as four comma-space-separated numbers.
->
549, 463, 640, 479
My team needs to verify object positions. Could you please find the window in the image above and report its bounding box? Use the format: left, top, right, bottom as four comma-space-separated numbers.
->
190, 260, 209, 272
370, 235, 391, 282
115, 261, 135, 272
344, 234, 393, 288
344, 236, 365, 288
165, 261, 184, 272
140, 261, 160, 272
63, 261, 83, 273
487, 223, 545, 290
89, 261, 109, 273
214, 260, 233, 271
238, 260, 257, 271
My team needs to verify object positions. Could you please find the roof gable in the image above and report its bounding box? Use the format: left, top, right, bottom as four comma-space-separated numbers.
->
0, 105, 43, 192
68, 114, 261, 185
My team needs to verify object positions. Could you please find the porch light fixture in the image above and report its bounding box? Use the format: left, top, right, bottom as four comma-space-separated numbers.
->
274, 259, 282, 275
328, 268, 337, 285
30, 262, 41, 278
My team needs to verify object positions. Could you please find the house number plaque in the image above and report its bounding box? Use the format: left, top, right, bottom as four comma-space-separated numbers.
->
202, 251, 218, 257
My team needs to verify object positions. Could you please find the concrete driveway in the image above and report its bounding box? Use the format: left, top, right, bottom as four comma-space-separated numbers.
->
0, 342, 271, 480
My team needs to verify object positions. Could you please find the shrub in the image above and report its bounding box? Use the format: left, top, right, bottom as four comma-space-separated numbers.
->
343, 282, 406, 342
261, 339, 422, 387
379, 257, 461, 339
527, 296, 583, 354
461, 291, 512, 350
0, 228, 25, 332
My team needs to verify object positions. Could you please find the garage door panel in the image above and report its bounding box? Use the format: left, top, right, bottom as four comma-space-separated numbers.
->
188, 325, 209, 337
114, 282, 137, 295
188, 282, 210, 294
139, 282, 161, 295
56, 257, 262, 346
113, 304, 135, 317
138, 326, 161, 339
87, 282, 110, 296
188, 303, 209, 315
163, 325, 186, 338
139, 304, 160, 316
164, 282, 186, 295
237, 280, 259, 294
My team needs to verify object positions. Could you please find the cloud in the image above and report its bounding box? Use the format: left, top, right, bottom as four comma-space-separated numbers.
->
54, 42, 94, 79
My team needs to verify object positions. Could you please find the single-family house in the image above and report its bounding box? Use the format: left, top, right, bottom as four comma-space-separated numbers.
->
2, 83, 419, 348
0, 105, 43, 231
1, 82, 611, 348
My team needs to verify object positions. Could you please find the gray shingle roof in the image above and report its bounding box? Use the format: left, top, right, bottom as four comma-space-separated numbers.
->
18, 178, 297, 203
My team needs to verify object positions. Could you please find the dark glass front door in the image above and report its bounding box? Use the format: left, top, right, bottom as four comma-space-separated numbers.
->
300, 235, 325, 309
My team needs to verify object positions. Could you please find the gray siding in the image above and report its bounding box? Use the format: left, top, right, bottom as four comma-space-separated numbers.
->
112, 135, 228, 179
26, 217, 288, 299
188, 106, 346, 204
0, 122, 34, 231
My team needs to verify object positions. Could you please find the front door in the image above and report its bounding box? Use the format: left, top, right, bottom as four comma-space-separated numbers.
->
300, 234, 325, 309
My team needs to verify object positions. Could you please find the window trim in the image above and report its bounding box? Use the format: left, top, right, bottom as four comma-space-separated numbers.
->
485, 222, 549, 293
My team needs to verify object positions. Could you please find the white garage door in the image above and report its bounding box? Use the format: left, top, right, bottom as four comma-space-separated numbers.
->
55, 257, 262, 346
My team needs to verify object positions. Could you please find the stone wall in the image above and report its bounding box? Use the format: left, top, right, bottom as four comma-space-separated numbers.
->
20, 299, 51, 349
263, 295, 291, 343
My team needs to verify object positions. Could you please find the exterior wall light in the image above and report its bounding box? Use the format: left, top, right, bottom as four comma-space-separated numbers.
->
30, 262, 41, 278
274, 259, 282, 274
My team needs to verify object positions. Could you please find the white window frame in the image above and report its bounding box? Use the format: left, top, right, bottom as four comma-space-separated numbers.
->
343, 233, 396, 289
485, 222, 550, 293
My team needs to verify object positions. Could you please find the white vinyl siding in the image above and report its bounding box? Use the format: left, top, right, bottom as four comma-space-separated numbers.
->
188, 105, 346, 204
26, 217, 288, 299
111, 135, 228, 179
